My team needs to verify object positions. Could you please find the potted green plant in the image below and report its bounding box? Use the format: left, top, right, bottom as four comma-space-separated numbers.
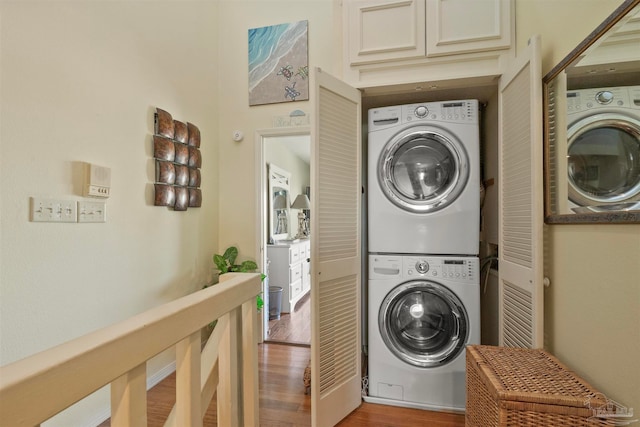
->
211, 246, 265, 310
202, 246, 265, 341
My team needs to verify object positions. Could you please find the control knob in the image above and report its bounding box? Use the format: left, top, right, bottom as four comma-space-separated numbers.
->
414, 106, 428, 118
415, 260, 429, 274
595, 91, 613, 104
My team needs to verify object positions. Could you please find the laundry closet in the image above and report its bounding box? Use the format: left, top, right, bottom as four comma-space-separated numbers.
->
337, 0, 543, 413
308, 0, 543, 422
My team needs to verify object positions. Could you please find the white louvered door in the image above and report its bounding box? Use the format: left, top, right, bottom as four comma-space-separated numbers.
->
310, 68, 362, 427
498, 35, 544, 348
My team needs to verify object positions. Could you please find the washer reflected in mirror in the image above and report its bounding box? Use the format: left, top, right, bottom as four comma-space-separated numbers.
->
543, 0, 640, 223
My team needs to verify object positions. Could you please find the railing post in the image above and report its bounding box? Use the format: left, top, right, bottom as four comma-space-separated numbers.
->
111, 363, 147, 427
175, 331, 203, 427
218, 307, 241, 426
242, 299, 259, 426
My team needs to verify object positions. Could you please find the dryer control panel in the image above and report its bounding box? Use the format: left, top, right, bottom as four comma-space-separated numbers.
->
567, 86, 638, 114
368, 100, 479, 131
402, 101, 478, 124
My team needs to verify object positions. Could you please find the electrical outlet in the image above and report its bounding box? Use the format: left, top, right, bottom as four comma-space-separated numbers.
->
78, 201, 106, 223
30, 197, 77, 223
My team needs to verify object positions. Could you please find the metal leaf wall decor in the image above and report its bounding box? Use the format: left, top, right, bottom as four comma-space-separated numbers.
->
153, 108, 202, 211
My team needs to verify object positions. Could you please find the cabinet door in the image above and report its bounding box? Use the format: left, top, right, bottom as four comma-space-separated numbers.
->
425, 0, 511, 57
347, 0, 426, 65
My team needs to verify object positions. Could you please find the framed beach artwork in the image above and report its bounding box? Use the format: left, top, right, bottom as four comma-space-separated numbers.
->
248, 20, 309, 106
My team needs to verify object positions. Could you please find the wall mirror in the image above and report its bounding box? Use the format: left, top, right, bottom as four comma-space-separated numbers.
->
268, 163, 291, 241
543, 0, 640, 224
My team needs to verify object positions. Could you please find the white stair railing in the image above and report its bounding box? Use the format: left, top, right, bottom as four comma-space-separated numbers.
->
0, 272, 261, 427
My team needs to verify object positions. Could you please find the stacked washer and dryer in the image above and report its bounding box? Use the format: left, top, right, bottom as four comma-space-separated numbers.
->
364, 100, 481, 412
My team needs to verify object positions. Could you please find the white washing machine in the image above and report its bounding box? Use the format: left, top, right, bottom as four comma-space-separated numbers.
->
367, 100, 480, 256
566, 86, 640, 213
364, 254, 480, 412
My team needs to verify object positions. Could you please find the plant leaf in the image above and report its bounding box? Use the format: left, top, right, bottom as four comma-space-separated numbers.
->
239, 260, 258, 272
224, 247, 238, 265
213, 254, 228, 273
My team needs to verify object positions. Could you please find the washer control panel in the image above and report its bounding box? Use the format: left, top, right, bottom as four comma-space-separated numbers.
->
403, 256, 478, 283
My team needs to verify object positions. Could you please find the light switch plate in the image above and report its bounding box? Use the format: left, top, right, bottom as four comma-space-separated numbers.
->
30, 197, 77, 222
78, 201, 107, 223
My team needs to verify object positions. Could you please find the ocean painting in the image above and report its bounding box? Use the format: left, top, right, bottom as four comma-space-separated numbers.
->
248, 20, 309, 106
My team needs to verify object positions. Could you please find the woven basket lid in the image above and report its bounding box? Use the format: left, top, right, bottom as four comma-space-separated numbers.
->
469, 345, 607, 409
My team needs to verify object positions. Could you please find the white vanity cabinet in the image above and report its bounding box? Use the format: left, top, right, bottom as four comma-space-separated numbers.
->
343, 0, 513, 87
267, 239, 311, 313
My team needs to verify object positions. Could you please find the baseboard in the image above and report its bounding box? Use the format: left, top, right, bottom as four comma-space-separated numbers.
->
148, 361, 177, 389
88, 406, 112, 427
89, 361, 177, 426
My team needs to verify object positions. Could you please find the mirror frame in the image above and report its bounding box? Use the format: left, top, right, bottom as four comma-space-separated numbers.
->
543, 0, 640, 224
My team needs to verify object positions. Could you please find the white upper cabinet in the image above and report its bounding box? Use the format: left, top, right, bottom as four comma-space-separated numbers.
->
425, 0, 511, 56
347, 0, 426, 64
344, 0, 513, 87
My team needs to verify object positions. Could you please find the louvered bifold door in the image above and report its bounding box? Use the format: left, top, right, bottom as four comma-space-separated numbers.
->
310, 68, 362, 427
498, 35, 544, 349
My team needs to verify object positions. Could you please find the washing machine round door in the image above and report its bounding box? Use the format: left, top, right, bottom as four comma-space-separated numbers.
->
567, 113, 640, 207
379, 280, 468, 368
378, 127, 469, 213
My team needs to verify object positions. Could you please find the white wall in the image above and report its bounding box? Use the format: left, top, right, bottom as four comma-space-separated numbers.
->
0, 1, 219, 425
516, 0, 640, 415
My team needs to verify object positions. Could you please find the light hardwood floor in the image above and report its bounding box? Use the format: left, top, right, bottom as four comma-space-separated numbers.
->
267, 292, 311, 345
98, 343, 465, 426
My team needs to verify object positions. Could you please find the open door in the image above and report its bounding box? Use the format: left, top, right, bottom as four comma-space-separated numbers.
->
310, 67, 362, 427
498, 35, 544, 348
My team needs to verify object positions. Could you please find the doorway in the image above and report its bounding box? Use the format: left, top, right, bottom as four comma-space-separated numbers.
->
257, 128, 311, 345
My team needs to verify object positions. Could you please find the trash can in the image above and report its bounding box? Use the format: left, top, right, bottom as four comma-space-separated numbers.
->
269, 286, 283, 320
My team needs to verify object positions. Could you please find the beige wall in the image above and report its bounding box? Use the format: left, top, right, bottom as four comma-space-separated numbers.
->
516, 0, 640, 414
0, 1, 219, 425
216, 0, 338, 263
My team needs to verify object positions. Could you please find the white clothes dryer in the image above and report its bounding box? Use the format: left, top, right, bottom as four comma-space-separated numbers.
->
368, 101, 480, 256
364, 254, 480, 412
566, 86, 640, 213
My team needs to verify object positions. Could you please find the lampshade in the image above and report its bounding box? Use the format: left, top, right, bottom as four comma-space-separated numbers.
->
273, 194, 287, 210
291, 194, 310, 210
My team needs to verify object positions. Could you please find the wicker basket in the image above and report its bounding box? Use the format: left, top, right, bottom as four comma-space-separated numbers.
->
466, 345, 611, 427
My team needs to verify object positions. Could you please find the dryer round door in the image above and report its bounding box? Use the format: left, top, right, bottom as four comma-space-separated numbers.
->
378, 126, 469, 213
378, 280, 469, 368
567, 113, 640, 206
